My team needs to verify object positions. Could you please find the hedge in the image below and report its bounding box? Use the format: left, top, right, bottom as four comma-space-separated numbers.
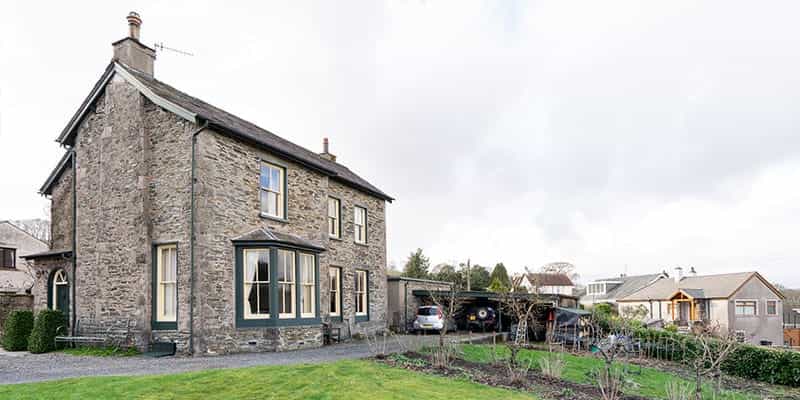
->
627, 326, 800, 387
28, 310, 66, 354
2, 310, 34, 351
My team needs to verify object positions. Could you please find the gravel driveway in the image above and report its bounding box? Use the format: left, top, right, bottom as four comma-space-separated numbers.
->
0, 332, 498, 385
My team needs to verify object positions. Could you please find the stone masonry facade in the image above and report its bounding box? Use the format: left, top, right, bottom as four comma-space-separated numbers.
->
32, 64, 389, 355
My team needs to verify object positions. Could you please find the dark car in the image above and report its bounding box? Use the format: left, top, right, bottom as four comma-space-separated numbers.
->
465, 306, 497, 331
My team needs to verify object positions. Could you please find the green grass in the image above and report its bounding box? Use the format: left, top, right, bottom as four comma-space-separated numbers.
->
460, 345, 760, 400
60, 346, 140, 357
0, 359, 537, 400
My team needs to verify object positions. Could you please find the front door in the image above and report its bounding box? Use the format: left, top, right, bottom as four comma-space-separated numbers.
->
51, 269, 70, 325
679, 302, 690, 323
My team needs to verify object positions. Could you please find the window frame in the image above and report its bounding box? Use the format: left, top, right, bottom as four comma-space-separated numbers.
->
328, 197, 341, 239
259, 162, 287, 220
734, 299, 758, 317
300, 253, 316, 318
355, 269, 369, 321
234, 245, 321, 328
766, 300, 778, 316
0, 247, 15, 269
329, 266, 342, 319
152, 243, 178, 330
354, 206, 367, 244
243, 248, 271, 320
277, 249, 296, 319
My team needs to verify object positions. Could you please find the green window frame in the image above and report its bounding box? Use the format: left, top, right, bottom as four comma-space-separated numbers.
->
235, 246, 321, 328
328, 197, 341, 238
152, 243, 178, 331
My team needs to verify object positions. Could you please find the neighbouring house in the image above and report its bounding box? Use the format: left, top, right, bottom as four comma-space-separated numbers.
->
579, 272, 668, 308
23, 12, 392, 355
617, 268, 785, 346
387, 276, 453, 333
523, 273, 575, 296
0, 221, 48, 293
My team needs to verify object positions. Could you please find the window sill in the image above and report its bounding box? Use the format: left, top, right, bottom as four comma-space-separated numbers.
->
236, 317, 321, 329
329, 236, 342, 242
354, 242, 369, 247
260, 213, 288, 223
152, 321, 178, 331
355, 315, 369, 323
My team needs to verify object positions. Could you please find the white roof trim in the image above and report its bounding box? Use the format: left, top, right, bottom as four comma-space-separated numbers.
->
113, 63, 198, 123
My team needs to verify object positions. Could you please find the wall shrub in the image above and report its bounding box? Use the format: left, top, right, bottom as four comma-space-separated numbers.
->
28, 310, 66, 354
2, 310, 34, 351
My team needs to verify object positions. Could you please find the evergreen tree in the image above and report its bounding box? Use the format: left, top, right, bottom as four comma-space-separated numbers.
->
489, 263, 511, 290
402, 248, 430, 279
431, 263, 463, 288
468, 264, 491, 291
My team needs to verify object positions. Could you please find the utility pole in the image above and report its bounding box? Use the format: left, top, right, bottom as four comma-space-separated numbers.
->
466, 258, 471, 291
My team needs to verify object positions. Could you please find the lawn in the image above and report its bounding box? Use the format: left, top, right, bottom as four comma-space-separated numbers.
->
0, 359, 536, 400
459, 344, 786, 400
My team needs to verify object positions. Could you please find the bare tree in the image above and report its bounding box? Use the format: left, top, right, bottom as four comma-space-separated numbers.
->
425, 286, 464, 368
540, 261, 579, 282
11, 218, 51, 245
496, 274, 542, 378
676, 323, 741, 400
587, 312, 640, 400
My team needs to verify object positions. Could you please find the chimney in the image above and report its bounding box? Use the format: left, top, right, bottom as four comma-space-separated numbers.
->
112, 12, 156, 76
689, 267, 697, 277
319, 137, 337, 162
674, 267, 683, 283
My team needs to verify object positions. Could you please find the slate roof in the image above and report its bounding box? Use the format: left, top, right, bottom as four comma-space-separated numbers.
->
47, 62, 393, 202
231, 227, 325, 252
619, 271, 783, 301
527, 273, 574, 286
21, 249, 72, 260
580, 273, 666, 302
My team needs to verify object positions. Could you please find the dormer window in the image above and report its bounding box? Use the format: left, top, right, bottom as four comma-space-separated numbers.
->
587, 283, 606, 295
260, 163, 285, 219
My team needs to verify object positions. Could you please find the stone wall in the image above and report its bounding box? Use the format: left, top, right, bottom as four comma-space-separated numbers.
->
0, 293, 33, 338
29, 258, 71, 313
49, 162, 74, 251
194, 130, 388, 354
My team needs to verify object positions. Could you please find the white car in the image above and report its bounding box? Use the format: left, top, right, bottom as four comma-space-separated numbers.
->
412, 306, 454, 332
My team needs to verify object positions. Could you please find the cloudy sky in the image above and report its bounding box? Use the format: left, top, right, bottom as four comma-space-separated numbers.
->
2, 1, 799, 286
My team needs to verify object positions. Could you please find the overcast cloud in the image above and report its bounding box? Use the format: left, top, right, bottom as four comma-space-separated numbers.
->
2, 1, 799, 286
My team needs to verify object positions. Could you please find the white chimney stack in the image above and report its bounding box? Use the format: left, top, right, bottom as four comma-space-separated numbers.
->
674, 267, 683, 283
689, 267, 697, 277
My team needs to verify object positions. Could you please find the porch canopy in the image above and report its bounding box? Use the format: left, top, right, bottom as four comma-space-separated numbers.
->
667, 289, 706, 321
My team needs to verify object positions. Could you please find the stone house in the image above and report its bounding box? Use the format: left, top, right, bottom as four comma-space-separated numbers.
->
24, 13, 393, 355
0, 221, 48, 293
617, 269, 785, 345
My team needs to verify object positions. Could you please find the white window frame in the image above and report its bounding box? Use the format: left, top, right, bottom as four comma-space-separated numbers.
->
156, 245, 178, 323
277, 249, 296, 319
243, 248, 270, 320
328, 197, 341, 238
300, 253, 315, 318
51, 269, 68, 311
260, 163, 285, 219
766, 300, 778, 316
735, 299, 758, 316
354, 206, 367, 244
329, 267, 341, 317
355, 270, 368, 316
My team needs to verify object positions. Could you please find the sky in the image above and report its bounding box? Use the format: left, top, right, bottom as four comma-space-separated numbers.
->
1, 1, 799, 287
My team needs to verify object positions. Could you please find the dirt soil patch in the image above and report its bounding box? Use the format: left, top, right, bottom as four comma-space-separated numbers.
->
378, 352, 649, 400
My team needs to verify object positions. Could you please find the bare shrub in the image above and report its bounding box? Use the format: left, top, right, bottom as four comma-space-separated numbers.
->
596, 365, 625, 400
363, 329, 407, 358
430, 340, 461, 369
538, 351, 565, 379
665, 380, 692, 400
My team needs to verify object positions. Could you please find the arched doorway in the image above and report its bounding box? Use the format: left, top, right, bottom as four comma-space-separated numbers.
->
49, 269, 70, 321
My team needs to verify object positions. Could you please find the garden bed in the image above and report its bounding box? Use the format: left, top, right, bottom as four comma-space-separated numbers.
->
379, 351, 648, 400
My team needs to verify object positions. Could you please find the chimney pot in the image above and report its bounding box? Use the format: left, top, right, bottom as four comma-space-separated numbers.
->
320, 137, 336, 162
127, 12, 142, 40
